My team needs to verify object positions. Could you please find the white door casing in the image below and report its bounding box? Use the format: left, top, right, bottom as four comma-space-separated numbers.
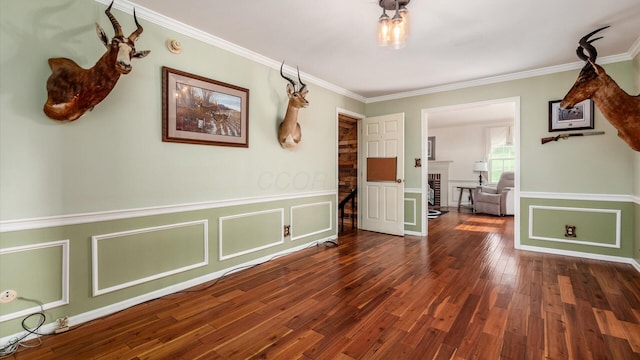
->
360, 113, 405, 236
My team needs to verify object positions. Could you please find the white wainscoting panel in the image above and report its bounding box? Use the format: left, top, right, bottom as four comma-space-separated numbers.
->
290, 201, 332, 241
92, 220, 209, 296
528, 205, 621, 248
0, 240, 69, 322
219, 209, 284, 260
404, 198, 417, 226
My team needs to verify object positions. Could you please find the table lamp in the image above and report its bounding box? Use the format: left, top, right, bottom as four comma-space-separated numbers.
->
473, 161, 489, 186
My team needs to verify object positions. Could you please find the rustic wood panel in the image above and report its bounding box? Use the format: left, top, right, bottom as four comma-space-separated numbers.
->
338, 114, 358, 230
9, 212, 640, 359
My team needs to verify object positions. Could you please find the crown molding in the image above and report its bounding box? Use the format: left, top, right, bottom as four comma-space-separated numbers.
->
366, 53, 632, 103
94, 0, 367, 103
95, 1, 637, 105
630, 36, 640, 59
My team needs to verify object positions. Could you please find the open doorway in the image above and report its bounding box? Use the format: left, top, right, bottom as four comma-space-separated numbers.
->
422, 97, 520, 242
337, 111, 363, 233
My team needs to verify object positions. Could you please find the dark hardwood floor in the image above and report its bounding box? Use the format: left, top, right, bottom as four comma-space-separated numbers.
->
7, 211, 640, 359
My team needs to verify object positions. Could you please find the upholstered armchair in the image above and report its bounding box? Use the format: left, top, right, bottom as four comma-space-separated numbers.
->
473, 171, 514, 216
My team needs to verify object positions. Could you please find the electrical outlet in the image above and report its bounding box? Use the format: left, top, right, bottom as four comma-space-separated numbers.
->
565, 225, 577, 238
54, 316, 70, 333
0, 289, 17, 304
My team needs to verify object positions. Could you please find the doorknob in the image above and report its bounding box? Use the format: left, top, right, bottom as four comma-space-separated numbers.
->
396, 179, 403, 183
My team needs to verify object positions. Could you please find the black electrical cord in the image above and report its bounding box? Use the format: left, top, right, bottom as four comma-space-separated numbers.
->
170, 239, 330, 295
0, 238, 339, 357
0, 297, 50, 358
34, 240, 333, 336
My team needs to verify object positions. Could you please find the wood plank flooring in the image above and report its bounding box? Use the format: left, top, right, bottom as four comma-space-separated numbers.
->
8, 211, 640, 359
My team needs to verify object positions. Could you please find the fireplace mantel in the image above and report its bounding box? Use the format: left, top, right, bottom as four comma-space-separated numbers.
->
428, 160, 453, 171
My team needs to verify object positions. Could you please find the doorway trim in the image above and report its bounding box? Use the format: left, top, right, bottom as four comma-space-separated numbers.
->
421, 96, 521, 245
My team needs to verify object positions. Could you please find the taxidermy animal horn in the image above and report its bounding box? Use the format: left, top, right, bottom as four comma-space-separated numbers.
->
560, 26, 640, 151
43, 0, 150, 121
278, 61, 309, 148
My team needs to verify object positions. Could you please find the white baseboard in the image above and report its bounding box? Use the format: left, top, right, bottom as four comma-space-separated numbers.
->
518, 244, 640, 274
0, 235, 336, 348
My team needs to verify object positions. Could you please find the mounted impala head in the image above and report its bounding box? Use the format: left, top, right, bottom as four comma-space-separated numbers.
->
560, 26, 640, 151
43, 1, 150, 121
278, 61, 309, 148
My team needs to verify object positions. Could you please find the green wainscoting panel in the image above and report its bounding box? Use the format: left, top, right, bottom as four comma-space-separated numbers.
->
404, 192, 422, 234
94, 221, 207, 295
521, 197, 633, 257
635, 201, 640, 263
219, 209, 284, 260
291, 201, 332, 241
0, 194, 335, 338
530, 206, 619, 247
0, 241, 66, 319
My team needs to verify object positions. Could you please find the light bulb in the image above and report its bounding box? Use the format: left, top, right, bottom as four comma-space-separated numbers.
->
398, 5, 409, 38
377, 12, 391, 46
390, 14, 405, 49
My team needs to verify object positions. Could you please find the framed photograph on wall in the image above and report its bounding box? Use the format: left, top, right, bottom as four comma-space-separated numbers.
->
427, 136, 436, 160
162, 67, 249, 147
548, 99, 594, 132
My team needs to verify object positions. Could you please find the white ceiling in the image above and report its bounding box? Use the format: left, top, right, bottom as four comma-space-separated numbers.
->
428, 101, 515, 128
113, 0, 639, 101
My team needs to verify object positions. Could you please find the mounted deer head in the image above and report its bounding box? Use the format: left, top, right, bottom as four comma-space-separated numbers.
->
278, 61, 309, 148
43, 1, 150, 121
560, 26, 640, 151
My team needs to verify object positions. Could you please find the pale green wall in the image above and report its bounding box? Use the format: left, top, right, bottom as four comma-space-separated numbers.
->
404, 192, 421, 234
369, 60, 636, 257
0, 0, 364, 221
0, 0, 362, 338
0, 194, 336, 337
367, 62, 635, 193
633, 52, 640, 263
522, 198, 634, 257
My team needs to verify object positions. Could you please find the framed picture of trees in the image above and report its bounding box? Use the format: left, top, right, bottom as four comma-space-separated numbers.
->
162, 67, 249, 147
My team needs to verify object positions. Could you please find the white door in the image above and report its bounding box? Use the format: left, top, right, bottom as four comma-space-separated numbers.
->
360, 113, 405, 236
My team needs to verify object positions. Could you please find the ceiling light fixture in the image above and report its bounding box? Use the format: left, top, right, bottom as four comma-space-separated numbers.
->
377, 0, 410, 49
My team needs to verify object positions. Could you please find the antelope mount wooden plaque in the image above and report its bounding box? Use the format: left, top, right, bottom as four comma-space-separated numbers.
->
43, 1, 150, 121
560, 26, 640, 151
278, 62, 309, 148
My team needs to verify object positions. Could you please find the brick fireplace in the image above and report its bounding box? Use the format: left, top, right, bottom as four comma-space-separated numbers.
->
428, 161, 452, 208
428, 174, 441, 207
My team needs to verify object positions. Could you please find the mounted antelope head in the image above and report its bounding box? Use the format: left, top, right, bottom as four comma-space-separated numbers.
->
560, 26, 640, 151
43, 1, 150, 121
278, 61, 309, 148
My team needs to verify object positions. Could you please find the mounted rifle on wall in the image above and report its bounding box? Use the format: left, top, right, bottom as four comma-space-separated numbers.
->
560, 26, 640, 151
541, 131, 605, 145
43, 1, 150, 121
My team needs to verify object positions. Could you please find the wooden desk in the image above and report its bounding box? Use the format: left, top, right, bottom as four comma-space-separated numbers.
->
456, 186, 475, 211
